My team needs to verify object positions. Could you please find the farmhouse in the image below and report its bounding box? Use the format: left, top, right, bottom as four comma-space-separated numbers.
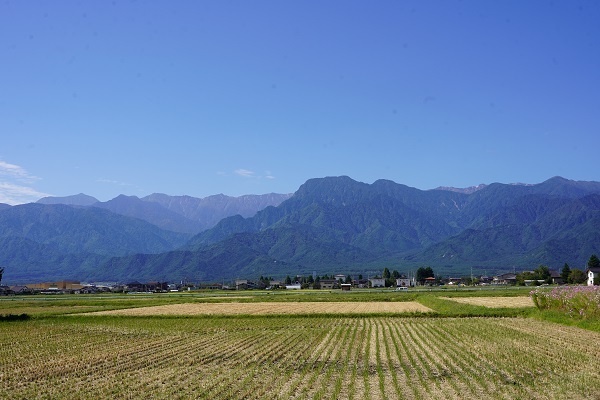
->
396, 277, 413, 287
587, 266, 600, 286
10, 285, 31, 295
319, 279, 338, 290
492, 273, 517, 285
423, 277, 436, 286
549, 270, 563, 285
369, 278, 385, 288
353, 278, 369, 288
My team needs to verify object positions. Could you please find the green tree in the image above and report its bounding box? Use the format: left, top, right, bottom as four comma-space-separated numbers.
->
285, 275, 292, 285
382, 268, 394, 287
534, 265, 552, 284
416, 267, 434, 285
560, 263, 571, 284
345, 275, 352, 284
569, 269, 586, 284
587, 254, 600, 269
0, 267, 4, 285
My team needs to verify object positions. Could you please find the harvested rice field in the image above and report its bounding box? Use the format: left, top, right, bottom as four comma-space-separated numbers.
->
442, 296, 534, 308
1, 315, 599, 399
85, 301, 433, 316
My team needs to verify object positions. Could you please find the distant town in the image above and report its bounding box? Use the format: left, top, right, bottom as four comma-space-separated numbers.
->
2, 262, 598, 295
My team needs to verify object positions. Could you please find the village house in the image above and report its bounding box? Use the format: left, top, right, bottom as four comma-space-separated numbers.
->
396, 277, 413, 287
423, 277, 436, 286
235, 279, 248, 290
492, 273, 517, 285
369, 277, 385, 288
550, 270, 564, 285
352, 278, 369, 288
319, 279, 338, 290
10, 285, 31, 295
587, 266, 600, 286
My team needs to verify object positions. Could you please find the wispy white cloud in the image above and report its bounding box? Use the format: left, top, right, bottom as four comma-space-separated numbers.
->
233, 169, 276, 181
97, 178, 134, 187
0, 182, 50, 205
265, 170, 276, 180
0, 160, 40, 183
235, 169, 256, 178
0, 160, 48, 204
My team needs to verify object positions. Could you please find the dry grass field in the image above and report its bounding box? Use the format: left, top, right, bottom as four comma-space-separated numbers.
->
1, 315, 599, 399
86, 301, 433, 316
441, 296, 534, 308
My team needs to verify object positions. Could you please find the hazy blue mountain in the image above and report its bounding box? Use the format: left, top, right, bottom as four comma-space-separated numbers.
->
0, 236, 104, 282
98, 226, 373, 282
92, 195, 203, 234
0, 203, 193, 283
96, 176, 600, 282
5, 176, 600, 283
37, 193, 99, 206
35, 192, 292, 234
189, 176, 469, 250
409, 194, 600, 271
0, 203, 190, 256
141, 192, 293, 231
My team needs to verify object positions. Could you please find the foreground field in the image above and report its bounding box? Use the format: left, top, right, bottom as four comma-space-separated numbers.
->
87, 301, 432, 316
2, 314, 599, 399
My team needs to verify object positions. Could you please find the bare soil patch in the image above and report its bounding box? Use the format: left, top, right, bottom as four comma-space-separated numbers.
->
85, 301, 432, 316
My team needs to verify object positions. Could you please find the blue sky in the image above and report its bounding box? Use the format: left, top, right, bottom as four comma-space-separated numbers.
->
1, 1, 599, 204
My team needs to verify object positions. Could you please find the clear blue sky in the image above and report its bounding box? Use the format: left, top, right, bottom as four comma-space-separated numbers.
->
1, 1, 599, 204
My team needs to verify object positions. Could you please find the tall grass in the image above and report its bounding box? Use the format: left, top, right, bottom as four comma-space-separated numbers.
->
531, 286, 600, 319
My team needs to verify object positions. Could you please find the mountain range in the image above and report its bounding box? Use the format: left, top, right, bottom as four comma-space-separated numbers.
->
2, 176, 600, 283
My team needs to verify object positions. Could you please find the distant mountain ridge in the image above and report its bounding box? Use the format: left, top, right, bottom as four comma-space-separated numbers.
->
142, 192, 293, 231
434, 184, 488, 194
5, 176, 600, 283
37, 193, 99, 206
36, 192, 293, 234
94, 176, 600, 282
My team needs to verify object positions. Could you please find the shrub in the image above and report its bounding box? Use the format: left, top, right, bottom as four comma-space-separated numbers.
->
0, 313, 31, 322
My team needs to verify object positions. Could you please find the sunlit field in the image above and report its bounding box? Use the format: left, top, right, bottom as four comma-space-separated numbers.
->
1, 289, 599, 399
441, 296, 534, 308
86, 301, 432, 316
